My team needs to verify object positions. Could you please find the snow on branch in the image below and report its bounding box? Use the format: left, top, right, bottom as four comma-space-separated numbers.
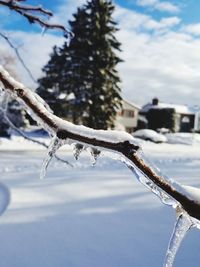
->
1, 65, 200, 223
0, 0, 73, 37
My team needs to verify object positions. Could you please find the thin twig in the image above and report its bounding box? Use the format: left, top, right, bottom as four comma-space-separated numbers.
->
10, 3, 53, 16
0, 0, 52, 16
0, 32, 37, 83
0, 0, 73, 37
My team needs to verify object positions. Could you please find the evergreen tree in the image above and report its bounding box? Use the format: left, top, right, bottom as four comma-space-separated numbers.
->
37, 0, 122, 129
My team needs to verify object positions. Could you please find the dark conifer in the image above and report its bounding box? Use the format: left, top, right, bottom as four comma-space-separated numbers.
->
37, 0, 122, 129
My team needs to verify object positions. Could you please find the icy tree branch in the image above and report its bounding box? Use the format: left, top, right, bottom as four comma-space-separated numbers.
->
0, 0, 73, 37
0, 0, 73, 83
1, 65, 200, 222
0, 2, 199, 264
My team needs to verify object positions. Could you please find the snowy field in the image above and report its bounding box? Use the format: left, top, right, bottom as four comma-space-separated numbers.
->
0, 135, 200, 266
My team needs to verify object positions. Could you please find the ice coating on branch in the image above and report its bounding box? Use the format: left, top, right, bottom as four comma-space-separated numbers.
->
135, 153, 200, 208
40, 136, 63, 179
164, 211, 192, 267
120, 153, 177, 207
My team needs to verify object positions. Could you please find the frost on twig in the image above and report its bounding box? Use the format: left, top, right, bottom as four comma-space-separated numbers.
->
1, 65, 200, 266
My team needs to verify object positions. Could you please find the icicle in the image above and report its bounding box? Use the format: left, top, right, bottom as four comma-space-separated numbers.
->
163, 209, 192, 267
90, 148, 101, 165
40, 136, 63, 179
73, 143, 84, 160
41, 26, 47, 36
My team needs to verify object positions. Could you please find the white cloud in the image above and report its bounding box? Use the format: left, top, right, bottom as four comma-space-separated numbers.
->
144, 16, 181, 31
183, 23, 200, 36
137, 0, 180, 13
159, 17, 181, 27
114, 6, 180, 32
155, 1, 180, 13
114, 6, 200, 105
50, 0, 86, 26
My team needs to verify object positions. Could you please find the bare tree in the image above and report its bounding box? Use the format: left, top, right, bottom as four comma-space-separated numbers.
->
0, 1, 200, 267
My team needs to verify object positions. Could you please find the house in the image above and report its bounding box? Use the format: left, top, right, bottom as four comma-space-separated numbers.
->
140, 98, 200, 132
115, 100, 140, 133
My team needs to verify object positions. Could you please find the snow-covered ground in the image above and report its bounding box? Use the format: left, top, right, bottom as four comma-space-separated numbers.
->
0, 134, 200, 267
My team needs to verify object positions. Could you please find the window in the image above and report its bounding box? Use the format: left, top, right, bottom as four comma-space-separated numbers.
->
122, 109, 135, 118
181, 116, 190, 123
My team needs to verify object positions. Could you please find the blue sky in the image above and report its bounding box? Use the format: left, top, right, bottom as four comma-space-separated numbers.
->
1, 0, 200, 106
2, 0, 200, 31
